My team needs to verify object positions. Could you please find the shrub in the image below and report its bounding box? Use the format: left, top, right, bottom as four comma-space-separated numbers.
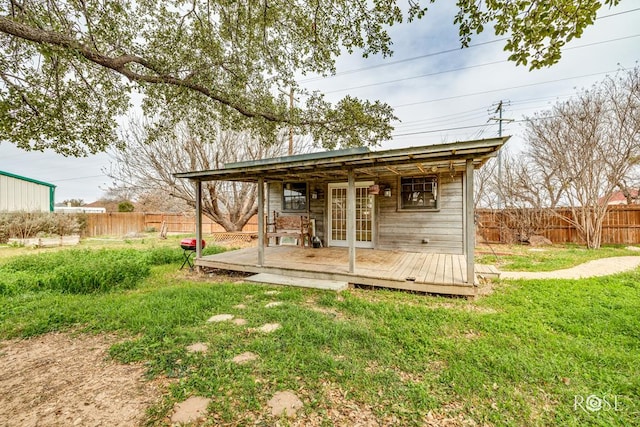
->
0, 271, 36, 296
0, 249, 150, 294
2, 250, 79, 274
0, 212, 85, 240
46, 257, 149, 293
118, 201, 135, 212
144, 247, 184, 265
0, 216, 9, 244
0, 244, 227, 295
145, 245, 227, 266
202, 245, 226, 256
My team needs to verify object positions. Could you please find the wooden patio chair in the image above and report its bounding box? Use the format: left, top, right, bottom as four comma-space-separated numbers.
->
265, 211, 311, 247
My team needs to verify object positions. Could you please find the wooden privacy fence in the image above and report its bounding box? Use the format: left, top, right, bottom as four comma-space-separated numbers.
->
82, 212, 258, 237
476, 206, 640, 244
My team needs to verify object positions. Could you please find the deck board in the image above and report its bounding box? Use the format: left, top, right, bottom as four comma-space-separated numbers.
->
425, 254, 439, 284
417, 253, 434, 283
196, 246, 478, 296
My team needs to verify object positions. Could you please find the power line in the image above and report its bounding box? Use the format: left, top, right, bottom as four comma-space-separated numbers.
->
391, 122, 496, 138
391, 69, 620, 109
597, 7, 640, 20
299, 39, 506, 83
397, 92, 574, 127
394, 110, 489, 130
50, 174, 106, 183
322, 34, 640, 95
299, 7, 640, 83
324, 60, 503, 94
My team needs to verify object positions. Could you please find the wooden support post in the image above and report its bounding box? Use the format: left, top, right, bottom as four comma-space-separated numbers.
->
258, 177, 265, 266
195, 180, 203, 272
347, 170, 356, 273
465, 160, 475, 285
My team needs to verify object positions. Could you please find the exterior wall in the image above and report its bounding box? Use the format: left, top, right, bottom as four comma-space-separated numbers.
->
376, 172, 464, 254
308, 186, 326, 243
267, 182, 283, 218
0, 173, 54, 212
267, 172, 465, 254
267, 181, 326, 242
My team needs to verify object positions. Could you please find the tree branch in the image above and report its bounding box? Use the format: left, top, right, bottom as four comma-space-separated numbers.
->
0, 16, 294, 124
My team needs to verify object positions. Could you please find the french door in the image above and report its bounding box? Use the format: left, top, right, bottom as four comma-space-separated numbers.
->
327, 182, 374, 248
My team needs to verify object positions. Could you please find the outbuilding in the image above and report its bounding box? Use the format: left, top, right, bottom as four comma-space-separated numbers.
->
175, 137, 507, 296
0, 170, 56, 212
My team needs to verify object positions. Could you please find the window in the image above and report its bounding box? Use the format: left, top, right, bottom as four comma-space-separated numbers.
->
283, 182, 308, 211
400, 176, 438, 210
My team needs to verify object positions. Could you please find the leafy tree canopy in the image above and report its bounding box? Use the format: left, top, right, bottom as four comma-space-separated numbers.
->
0, 0, 620, 156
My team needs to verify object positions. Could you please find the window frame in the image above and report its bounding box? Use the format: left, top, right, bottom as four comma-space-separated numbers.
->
398, 175, 439, 211
282, 182, 308, 212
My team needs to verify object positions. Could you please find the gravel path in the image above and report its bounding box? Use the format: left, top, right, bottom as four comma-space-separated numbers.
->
500, 256, 640, 280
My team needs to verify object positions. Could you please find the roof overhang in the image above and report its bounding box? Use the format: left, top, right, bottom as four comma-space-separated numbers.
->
0, 170, 57, 188
173, 136, 510, 183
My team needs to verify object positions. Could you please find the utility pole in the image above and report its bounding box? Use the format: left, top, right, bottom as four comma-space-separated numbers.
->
288, 88, 294, 155
490, 100, 513, 209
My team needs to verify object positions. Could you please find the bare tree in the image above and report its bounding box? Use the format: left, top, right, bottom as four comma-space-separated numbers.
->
108, 118, 312, 231
475, 150, 561, 243
474, 157, 499, 209
616, 176, 640, 205
135, 190, 190, 213
523, 67, 640, 248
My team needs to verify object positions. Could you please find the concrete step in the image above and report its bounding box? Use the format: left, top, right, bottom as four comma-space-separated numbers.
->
246, 273, 349, 291
475, 264, 501, 280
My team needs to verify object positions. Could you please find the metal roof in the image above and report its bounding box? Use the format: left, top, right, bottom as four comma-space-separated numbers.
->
174, 137, 509, 183
0, 170, 57, 188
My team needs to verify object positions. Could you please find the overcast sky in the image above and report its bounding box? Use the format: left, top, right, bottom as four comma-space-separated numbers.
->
1, 2, 638, 203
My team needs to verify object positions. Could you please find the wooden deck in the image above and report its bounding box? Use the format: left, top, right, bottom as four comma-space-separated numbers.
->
196, 246, 479, 296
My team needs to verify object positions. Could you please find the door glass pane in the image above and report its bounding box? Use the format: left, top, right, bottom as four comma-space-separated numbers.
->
331, 185, 373, 243
356, 187, 373, 242
331, 188, 346, 241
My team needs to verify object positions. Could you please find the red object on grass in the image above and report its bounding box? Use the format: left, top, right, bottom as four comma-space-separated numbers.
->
180, 238, 206, 250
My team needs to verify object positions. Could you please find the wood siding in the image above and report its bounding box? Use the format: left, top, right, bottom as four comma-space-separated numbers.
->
309, 186, 326, 243
267, 182, 283, 219
267, 181, 326, 242
377, 173, 464, 254
266, 174, 465, 254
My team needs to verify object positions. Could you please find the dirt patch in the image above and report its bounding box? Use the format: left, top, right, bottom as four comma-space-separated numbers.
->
0, 332, 163, 427
349, 289, 498, 314
231, 352, 259, 365
170, 396, 211, 424
264, 301, 283, 308
433, 302, 498, 314
186, 342, 208, 353
192, 268, 252, 283
207, 313, 234, 322
267, 390, 303, 417
307, 305, 346, 320
253, 323, 281, 333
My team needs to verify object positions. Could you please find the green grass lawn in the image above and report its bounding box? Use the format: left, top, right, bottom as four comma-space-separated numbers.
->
475, 243, 640, 271
0, 242, 638, 425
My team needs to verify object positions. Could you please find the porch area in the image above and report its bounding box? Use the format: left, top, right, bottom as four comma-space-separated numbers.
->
196, 246, 479, 296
